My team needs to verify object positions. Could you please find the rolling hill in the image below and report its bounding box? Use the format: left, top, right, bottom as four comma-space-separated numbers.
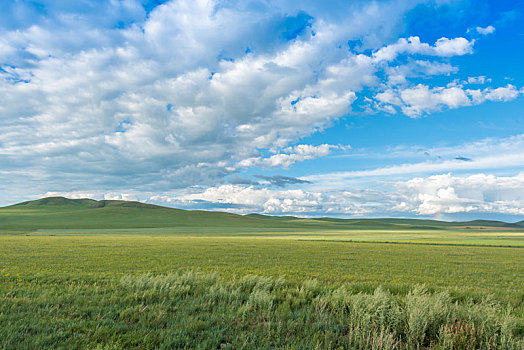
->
0, 196, 522, 233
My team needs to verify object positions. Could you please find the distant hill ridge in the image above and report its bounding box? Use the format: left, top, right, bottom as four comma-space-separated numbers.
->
13, 196, 162, 209
0, 196, 522, 231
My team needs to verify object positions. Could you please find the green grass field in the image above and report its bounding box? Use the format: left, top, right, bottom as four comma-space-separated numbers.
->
1, 197, 523, 348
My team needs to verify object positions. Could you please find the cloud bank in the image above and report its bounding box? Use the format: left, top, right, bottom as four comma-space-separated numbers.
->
148, 173, 524, 218
0, 0, 522, 219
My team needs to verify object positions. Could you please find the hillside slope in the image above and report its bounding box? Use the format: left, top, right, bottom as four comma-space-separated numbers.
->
0, 197, 521, 232
0, 197, 300, 231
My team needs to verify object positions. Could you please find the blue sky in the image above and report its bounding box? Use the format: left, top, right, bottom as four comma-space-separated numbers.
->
0, 0, 523, 221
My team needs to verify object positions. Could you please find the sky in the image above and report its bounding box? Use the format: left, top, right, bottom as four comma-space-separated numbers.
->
0, 0, 523, 221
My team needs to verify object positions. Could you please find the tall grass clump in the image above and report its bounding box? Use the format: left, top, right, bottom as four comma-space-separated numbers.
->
1, 271, 522, 349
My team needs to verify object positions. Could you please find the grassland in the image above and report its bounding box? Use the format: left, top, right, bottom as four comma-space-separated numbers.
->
0, 197, 523, 348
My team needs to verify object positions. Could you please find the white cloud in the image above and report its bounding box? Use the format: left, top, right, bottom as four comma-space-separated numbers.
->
467, 76, 491, 84
375, 84, 522, 117
468, 85, 521, 103
476, 25, 495, 35
238, 144, 350, 169
386, 60, 458, 85
150, 173, 524, 217
372, 36, 474, 62
4, 0, 417, 193
0, 0, 375, 191
393, 173, 524, 215
152, 184, 385, 216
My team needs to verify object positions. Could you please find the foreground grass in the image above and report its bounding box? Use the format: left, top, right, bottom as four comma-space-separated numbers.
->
1, 271, 522, 349
1, 234, 523, 348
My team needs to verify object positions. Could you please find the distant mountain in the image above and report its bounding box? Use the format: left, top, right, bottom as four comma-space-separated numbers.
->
1, 197, 522, 232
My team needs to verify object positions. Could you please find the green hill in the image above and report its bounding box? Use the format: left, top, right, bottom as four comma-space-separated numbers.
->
12, 197, 161, 209
0, 197, 522, 232
1, 197, 288, 231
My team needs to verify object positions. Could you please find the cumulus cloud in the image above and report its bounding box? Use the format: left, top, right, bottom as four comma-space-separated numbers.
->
375, 84, 522, 117
475, 25, 495, 35
466, 76, 490, 85
372, 36, 474, 62
149, 173, 524, 217
237, 144, 350, 169
3, 0, 413, 193
386, 60, 458, 85
393, 173, 524, 215
151, 184, 383, 216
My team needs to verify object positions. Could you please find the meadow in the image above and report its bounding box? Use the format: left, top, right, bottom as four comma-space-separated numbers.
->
0, 198, 523, 348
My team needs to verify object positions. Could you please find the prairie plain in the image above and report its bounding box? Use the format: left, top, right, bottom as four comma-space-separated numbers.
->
1, 197, 523, 348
